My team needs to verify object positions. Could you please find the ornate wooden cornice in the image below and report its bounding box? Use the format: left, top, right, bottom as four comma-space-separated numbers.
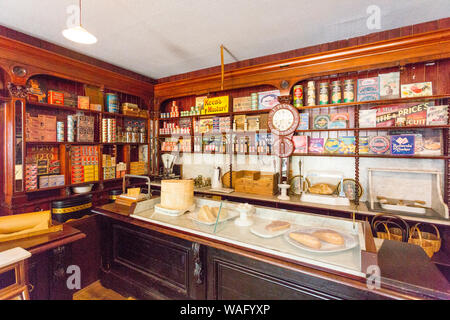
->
154, 28, 450, 104
7, 82, 28, 99
0, 35, 154, 102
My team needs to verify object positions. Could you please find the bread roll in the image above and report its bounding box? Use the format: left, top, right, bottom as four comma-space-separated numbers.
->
211, 207, 228, 220
197, 206, 228, 223
265, 220, 291, 232
289, 232, 321, 249
308, 183, 335, 195
312, 229, 345, 245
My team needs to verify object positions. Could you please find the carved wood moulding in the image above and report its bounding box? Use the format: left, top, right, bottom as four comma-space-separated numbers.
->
154, 28, 450, 102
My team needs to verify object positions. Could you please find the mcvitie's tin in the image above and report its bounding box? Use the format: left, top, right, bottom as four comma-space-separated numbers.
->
306, 81, 316, 106
293, 85, 303, 108
331, 80, 342, 104
319, 82, 329, 105
344, 79, 355, 103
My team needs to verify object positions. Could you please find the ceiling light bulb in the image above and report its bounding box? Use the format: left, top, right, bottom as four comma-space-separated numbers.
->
62, 26, 97, 44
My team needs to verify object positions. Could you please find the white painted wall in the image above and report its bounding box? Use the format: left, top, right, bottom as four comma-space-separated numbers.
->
177, 153, 445, 205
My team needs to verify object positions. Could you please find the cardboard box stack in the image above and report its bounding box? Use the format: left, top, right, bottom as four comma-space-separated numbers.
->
71, 146, 99, 184
26, 113, 57, 142
102, 154, 117, 180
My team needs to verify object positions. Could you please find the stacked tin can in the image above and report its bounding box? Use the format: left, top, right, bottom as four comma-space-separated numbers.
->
57, 121, 64, 142
331, 80, 342, 104
293, 85, 303, 108
343, 79, 355, 102
107, 119, 116, 143
251, 93, 258, 110
306, 81, 316, 106
319, 82, 329, 105
102, 118, 108, 142
67, 115, 75, 142
106, 93, 119, 113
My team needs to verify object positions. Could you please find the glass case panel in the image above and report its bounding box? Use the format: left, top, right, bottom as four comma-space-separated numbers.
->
14, 100, 24, 193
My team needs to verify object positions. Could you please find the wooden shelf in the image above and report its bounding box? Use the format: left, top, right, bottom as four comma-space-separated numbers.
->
292, 153, 449, 159
27, 101, 79, 112
26, 141, 147, 146
0, 95, 11, 102
25, 185, 66, 194
27, 101, 148, 119
102, 111, 148, 120
296, 125, 450, 133
158, 108, 270, 121
297, 94, 450, 110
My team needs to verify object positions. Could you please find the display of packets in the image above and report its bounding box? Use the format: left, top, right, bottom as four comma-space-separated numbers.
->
390, 135, 415, 155
76, 115, 95, 142
26, 113, 57, 142
357, 77, 380, 102
130, 161, 148, 175
359, 137, 370, 154
297, 113, 309, 130
71, 146, 99, 183
337, 136, 356, 154
25, 164, 38, 191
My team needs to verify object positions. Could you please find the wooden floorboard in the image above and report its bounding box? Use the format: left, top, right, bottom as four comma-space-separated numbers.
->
73, 281, 135, 300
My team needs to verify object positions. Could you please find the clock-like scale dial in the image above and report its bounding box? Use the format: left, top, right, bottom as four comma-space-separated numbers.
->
272, 109, 294, 131
268, 103, 300, 136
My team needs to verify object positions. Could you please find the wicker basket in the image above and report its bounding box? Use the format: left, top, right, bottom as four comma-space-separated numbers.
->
409, 223, 441, 253
408, 225, 435, 258
374, 221, 403, 241
371, 213, 409, 242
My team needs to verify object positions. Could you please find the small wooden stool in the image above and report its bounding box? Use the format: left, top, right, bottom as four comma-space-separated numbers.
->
0, 247, 31, 300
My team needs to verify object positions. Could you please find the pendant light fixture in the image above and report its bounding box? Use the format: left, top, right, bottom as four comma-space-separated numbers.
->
62, 0, 97, 44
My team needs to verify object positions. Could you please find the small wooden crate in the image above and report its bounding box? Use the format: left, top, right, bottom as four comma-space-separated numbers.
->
234, 171, 279, 196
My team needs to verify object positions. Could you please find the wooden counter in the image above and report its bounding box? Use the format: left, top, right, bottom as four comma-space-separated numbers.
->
0, 225, 86, 300
93, 205, 450, 300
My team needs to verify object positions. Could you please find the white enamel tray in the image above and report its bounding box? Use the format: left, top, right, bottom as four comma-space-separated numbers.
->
250, 220, 292, 239
154, 203, 196, 217
189, 209, 239, 225
285, 226, 358, 254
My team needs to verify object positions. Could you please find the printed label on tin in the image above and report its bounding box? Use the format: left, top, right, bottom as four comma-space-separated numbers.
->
369, 136, 390, 154
390, 135, 415, 155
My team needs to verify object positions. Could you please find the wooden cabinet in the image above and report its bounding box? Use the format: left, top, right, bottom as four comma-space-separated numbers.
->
99, 217, 397, 300
100, 218, 206, 299
205, 247, 389, 300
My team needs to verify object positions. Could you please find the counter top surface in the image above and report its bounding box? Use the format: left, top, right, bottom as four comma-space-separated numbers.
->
149, 182, 450, 226
130, 198, 363, 277
0, 225, 85, 255
94, 199, 450, 300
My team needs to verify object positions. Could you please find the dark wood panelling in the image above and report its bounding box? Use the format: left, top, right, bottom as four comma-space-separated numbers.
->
100, 217, 207, 300
67, 215, 101, 289
95, 208, 450, 299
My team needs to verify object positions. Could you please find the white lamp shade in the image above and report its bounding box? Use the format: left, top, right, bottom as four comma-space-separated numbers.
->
62, 26, 97, 44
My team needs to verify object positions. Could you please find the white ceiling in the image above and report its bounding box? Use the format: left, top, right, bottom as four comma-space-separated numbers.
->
0, 0, 449, 79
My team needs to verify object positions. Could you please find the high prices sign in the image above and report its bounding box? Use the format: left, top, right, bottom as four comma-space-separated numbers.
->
203, 96, 229, 114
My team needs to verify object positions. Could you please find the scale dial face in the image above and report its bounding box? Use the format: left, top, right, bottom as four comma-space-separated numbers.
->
268, 103, 300, 136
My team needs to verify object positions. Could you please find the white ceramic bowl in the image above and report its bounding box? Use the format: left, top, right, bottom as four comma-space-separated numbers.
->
72, 184, 94, 194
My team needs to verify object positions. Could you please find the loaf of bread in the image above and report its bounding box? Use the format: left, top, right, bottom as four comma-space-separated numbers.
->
308, 183, 335, 195
265, 220, 291, 232
289, 232, 322, 249
197, 205, 228, 223
312, 229, 345, 245
160, 179, 194, 211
